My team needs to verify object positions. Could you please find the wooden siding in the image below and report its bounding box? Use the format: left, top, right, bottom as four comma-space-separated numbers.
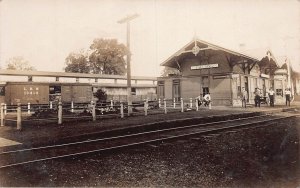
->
61, 85, 93, 103
180, 52, 232, 77
180, 77, 201, 99
5, 83, 49, 105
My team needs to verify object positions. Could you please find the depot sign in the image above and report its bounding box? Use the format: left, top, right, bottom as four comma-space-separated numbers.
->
191, 64, 218, 70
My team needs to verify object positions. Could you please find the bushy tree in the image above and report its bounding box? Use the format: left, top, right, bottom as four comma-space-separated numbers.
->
89, 39, 127, 75
94, 88, 107, 102
6, 56, 36, 71
64, 52, 90, 73
64, 38, 127, 75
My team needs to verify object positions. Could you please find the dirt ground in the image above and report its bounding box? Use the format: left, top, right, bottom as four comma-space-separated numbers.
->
0, 116, 299, 187
0, 108, 253, 149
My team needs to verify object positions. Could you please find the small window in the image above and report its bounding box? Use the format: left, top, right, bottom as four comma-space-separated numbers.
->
238, 86, 241, 93
131, 88, 136, 95
49, 86, 61, 94
0, 86, 5, 96
276, 89, 282, 96
158, 81, 165, 98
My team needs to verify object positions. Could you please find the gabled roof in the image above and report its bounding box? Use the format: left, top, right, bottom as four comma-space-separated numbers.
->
258, 50, 279, 69
161, 38, 260, 67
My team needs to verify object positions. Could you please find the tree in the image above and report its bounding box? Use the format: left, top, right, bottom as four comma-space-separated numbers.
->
94, 88, 107, 102
64, 52, 90, 73
161, 67, 181, 77
64, 39, 127, 75
6, 56, 36, 71
89, 38, 127, 75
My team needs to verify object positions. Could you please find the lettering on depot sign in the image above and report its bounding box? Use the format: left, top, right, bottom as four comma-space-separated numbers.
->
191, 64, 218, 70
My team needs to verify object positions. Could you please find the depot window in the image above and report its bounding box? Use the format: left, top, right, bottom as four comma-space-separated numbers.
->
131, 88, 136, 95
158, 81, 165, 97
276, 89, 283, 96
0, 86, 5, 96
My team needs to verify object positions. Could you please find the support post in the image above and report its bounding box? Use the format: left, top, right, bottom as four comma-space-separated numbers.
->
158, 98, 161, 108
190, 98, 193, 108
120, 102, 124, 118
164, 99, 167, 114
17, 103, 22, 130
50, 101, 53, 109
127, 101, 131, 116
195, 99, 199, 111
1, 103, 4, 126
181, 98, 184, 112
71, 101, 74, 113
173, 98, 176, 108
4, 104, 7, 115
27, 103, 30, 115
117, 14, 139, 116
110, 100, 113, 108
92, 101, 96, 121
58, 101, 62, 125
144, 100, 148, 116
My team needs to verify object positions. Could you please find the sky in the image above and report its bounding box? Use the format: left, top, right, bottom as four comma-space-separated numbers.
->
0, 0, 300, 77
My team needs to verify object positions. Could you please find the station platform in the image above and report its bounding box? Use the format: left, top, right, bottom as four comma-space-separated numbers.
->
0, 103, 299, 152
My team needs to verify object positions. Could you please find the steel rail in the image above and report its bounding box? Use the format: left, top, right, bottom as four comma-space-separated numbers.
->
0, 114, 298, 169
0, 114, 268, 155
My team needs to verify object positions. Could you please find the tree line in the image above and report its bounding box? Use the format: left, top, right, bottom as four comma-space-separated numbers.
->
4, 37, 179, 76
4, 38, 128, 75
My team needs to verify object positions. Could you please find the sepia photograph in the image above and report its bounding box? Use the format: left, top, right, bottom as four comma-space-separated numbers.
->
0, 0, 300, 187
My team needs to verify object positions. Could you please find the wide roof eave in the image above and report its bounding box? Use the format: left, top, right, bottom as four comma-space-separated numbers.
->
160, 38, 260, 67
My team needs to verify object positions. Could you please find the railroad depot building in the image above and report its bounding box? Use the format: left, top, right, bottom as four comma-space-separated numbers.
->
0, 70, 157, 105
157, 38, 299, 106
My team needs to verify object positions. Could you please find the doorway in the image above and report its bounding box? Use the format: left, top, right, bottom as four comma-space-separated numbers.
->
172, 79, 180, 101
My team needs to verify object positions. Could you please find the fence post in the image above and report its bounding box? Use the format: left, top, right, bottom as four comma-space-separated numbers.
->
92, 101, 96, 121
173, 98, 176, 108
158, 98, 161, 108
27, 102, 31, 114
1, 103, 4, 126
164, 99, 167, 114
110, 100, 113, 108
120, 102, 124, 118
181, 98, 184, 112
71, 101, 74, 113
195, 99, 199, 111
17, 103, 22, 130
4, 103, 7, 115
144, 100, 148, 116
50, 101, 53, 109
58, 101, 62, 125
190, 98, 193, 108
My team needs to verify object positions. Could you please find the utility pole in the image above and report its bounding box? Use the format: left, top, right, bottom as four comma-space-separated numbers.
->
118, 14, 139, 115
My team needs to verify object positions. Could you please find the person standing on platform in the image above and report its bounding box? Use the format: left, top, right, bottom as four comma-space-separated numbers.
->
254, 88, 261, 107
268, 88, 275, 107
203, 93, 211, 107
285, 88, 291, 106
241, 87, 248, 108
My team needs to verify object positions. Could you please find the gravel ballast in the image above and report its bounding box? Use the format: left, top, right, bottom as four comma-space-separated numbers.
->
0, 117, 299, 187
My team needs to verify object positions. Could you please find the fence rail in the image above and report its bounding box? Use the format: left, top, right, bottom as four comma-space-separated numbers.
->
0, 97, 213, 131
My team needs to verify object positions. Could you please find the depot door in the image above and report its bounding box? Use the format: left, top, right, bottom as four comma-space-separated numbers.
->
172, 79, 180, 101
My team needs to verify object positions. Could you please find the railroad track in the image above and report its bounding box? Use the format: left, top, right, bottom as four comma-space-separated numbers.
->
0, 113, 298, 169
